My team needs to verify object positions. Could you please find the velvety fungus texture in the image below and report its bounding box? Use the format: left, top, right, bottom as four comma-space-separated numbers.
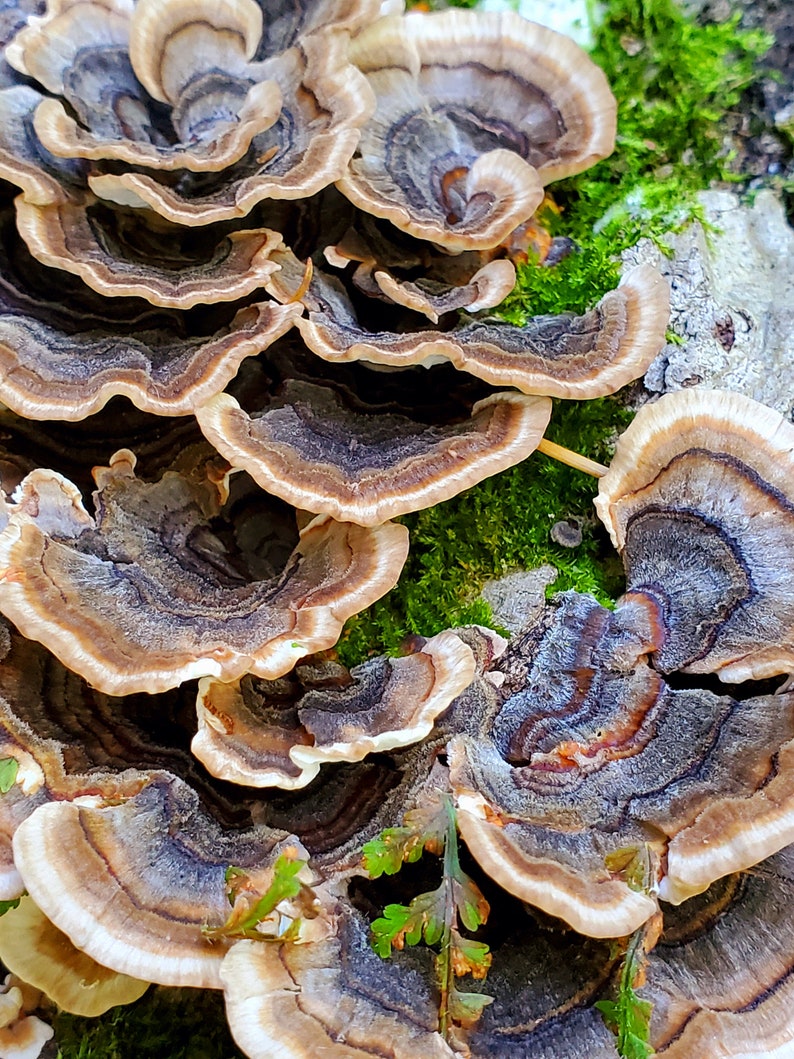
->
0, 1, 782, 1058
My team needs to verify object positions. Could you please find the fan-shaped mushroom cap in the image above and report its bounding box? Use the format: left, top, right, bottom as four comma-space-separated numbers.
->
253, 0, 381, 53
448, 591, 794, 935
89, 30, 374, 224
251, 627, 506, 877
129, 0, 262, 105
0, 195, 300, 419
193, 630, 477, 789
645, 847, 794, 1057
463, 902, 620, 1058
596, 389, 794, 682
221, 902, 457, 1059
15, 194, 286, 308
0, 398, 205, 499
32, 79, 283, 173
12, 774, 304, 987
0, 896, 149, 1016
0, 1, 42, 91
9, 0, 282, 174
339, 11, 616, 250
6, 0, 133, 96
196, 358, 552, 524
0, 85, 86, 205
293, 261, 669, 398
0, 450, 408, 693
0, 589, 315, 923
0, 603, 245, 900
372, 259, 517, 324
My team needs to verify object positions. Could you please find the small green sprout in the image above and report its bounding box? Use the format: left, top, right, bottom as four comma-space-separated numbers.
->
605, 844, 657, 894
0, 757, 19, 794
0, 895, 21, 917
203, 850, 315, 942
597, 843, 660, 1057
363, 791, 493, 1040
596, 926, 656, 1059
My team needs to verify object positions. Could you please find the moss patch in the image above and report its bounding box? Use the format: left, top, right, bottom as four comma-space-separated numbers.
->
565, 0, 770, 246
53, 989, 245, 1059
501, 0, 772, 324
338, 395, 630, 666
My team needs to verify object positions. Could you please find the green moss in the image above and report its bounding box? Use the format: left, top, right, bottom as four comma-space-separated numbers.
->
499, 232, 622, 324
54, 989, 245, 1059
555, 0, 770, 247
340, 1, 772, 666
499, 0, 772, 318
337, 396, 630, 666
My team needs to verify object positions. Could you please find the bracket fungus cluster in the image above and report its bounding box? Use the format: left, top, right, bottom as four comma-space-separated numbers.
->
0, 0, 785, 1056
0, 0, 670, 523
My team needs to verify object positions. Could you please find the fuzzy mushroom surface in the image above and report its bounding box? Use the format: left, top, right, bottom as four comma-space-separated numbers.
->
196, 341, 553, 524
220, 881, 623, 1058
339, 10, 616, 250
644, 845, 794, 1057
0, 449, 408, 693
292, 260, 669, 398
0, 192, 301, 419
0, 896, 150, 1017
596, 388, 794, 682
3, 0, 376, 223
449, 591, 794, 933
11, 774, 306, 988
193, 630, 478, 788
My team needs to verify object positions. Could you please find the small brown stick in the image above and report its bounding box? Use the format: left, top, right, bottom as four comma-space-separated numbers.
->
536, 438, 608, 478
287, 257, 314, 304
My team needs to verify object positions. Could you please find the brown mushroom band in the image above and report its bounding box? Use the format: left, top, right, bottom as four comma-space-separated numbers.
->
221, 846, 794, 1058
294, 261, 669, 397
646, 846, 794, 1057
340, 11, 617, 250
193, 629, 484, 789
0, 450, 408, 693
597, 389, 794, 683
0, 195, 300, 419
196, 340, 553, 525
450, 591, 794, 933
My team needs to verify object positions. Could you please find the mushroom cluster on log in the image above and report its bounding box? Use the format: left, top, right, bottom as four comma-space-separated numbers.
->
7, 1, 787, 1058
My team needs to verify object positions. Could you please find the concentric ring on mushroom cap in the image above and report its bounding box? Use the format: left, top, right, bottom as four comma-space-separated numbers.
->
10, 0, 284, 174
220, 902, 458, 1059
339, 10, 616, 250
14, 193, 287, 309
644, 847, 794, 1057
595, 388, 794, 682
11, 775, 307, 988
448, 591, 794, 936
192, 630, 478, 789
372, 259, 517, 325
128, 0, 263, 105
32, 80, 284, 173
88, 28, 376, 224
220, 888, 624, 1058
5, 0, 134, 96
196, 383, 553, 525
0, 450, 409, 694
294, 261, 669, 399
0, 192, 302, 419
